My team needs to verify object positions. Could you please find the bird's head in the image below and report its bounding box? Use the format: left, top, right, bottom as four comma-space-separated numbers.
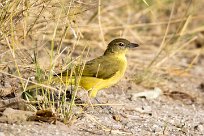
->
104, 38, 139, 55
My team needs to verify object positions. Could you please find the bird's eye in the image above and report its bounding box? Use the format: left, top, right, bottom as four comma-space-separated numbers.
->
118, 42, 124, 46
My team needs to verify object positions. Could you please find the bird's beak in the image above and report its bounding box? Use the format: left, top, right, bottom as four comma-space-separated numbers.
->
128, 43, 139, 48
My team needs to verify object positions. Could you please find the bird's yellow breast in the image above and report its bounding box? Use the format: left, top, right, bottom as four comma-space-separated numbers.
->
105, 53, 127, 86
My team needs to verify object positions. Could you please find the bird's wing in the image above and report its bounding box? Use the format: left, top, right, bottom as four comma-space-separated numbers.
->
82, 56, 121, 79
58, 56, 120, 79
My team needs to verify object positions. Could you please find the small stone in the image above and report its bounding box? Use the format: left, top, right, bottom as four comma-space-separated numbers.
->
112, 114, 122, 122
0, 132, 5, 136
194, 124, 204, 132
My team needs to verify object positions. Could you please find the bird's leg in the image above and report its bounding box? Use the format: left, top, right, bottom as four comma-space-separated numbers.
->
88, 88, 114, 114
94, 97, 114, 114
88, 89, 98, 98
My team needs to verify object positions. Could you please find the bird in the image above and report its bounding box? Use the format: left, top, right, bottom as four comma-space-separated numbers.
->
25, 38, 139, 98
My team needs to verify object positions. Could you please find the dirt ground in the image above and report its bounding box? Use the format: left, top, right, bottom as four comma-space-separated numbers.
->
1, 0, 204, 135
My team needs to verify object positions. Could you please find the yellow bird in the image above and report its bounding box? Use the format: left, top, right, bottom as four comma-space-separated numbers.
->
26, 38, 139, 98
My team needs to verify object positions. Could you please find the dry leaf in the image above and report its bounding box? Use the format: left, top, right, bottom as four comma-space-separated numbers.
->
28, 109, 57, 124
165, 91, 195, 104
